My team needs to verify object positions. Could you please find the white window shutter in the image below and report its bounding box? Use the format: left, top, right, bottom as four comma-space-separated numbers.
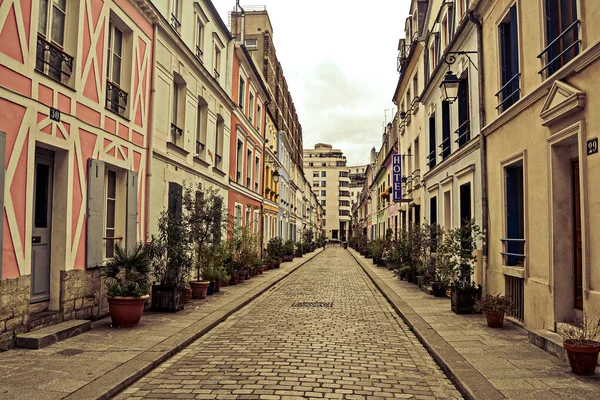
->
87, 158, 105, 268
126, 169, 138, 252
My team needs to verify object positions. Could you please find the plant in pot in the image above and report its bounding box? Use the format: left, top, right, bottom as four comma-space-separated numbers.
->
283, 239, 295, 262
474, 294, 516, 328
267, 237, 284, 268
294, 241, 303, 258
231, 223, 259, 281
104, 243, 151, 328
148, 209, 193, 312
183, 185, 226, 299
369, 239, 385, 265
560, 314, 600, 375
423, 224, 448, 297
444, 219, 485, 314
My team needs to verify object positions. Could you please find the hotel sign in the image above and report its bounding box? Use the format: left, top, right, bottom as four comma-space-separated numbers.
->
392, 154, 402, 202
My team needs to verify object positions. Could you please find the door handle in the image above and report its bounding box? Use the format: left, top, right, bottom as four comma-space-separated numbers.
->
32, 236, 41, 244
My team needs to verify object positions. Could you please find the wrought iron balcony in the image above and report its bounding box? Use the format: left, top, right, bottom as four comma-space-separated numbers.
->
412, 169, 421, 186
195, 45, 203, 59
196, 140, 205, 155
106, 80, 128, 116
35, 35, 73, 83
170, 14, 181, 32
170, 123, 183, 145
454, 120, 471, 147
538, 20, 581, 77
495, 73, 521, 113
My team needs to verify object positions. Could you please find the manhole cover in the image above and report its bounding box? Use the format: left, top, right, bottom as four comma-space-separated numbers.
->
292, 301, 333, 308
56, 349, 86, 356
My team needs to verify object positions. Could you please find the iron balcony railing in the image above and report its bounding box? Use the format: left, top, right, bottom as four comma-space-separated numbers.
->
170, 123, 183, 145
500, 237, 526, 266
170, 14, 181, 32
538, 19, 581, 76
454, 119, 470, 146
412, 169, 421, 186
35, 34, 73, 83
196, 140, 205, 155
106, 80, 128, 116
195, 45, 203, 59
427, 150, 436, 168
505, 275, 524, 322
438, 137, 451, 159
495, 73, 521, 112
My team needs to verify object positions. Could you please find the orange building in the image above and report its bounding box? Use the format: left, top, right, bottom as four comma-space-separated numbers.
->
0, 0, 155, 349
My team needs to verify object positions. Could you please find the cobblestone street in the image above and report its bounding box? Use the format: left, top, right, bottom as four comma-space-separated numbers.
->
115, 247, 462, 400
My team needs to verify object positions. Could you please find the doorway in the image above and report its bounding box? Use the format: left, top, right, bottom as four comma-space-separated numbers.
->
31, 148, 54, 303
572, 159, 582, 309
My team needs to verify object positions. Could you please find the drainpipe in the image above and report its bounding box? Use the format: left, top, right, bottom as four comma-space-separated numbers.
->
236, 0, 245, 43
468, 4, 488, 292
145, 23, 158, 241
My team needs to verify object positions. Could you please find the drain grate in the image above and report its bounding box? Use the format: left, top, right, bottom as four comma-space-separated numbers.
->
292, 301, 333, 308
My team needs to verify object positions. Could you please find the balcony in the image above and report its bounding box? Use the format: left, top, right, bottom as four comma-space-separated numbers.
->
454, 120, 471, 147
106, 80, 128, 116
412, 169, 421, 187
247, 177, 251, 189
195, 45, 203, 60
495, 73, 521, 113
196, 140, 205, 155
538, 20, 581, 78
170, 123, 183, 145
170, 14, 181, 32
35, 35, 73, 84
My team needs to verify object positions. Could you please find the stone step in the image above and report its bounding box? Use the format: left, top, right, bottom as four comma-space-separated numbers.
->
16, 320, 91, 349
28, 310, 62, 330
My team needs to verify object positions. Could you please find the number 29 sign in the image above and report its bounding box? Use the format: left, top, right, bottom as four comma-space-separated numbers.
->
588, 138, 598, 156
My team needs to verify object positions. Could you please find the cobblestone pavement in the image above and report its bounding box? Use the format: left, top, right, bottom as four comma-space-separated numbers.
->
115, 247, 462, 400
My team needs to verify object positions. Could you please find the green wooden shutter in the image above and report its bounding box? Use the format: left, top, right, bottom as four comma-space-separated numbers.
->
87, 158, 105, 268
125, 170, 138, 252
0, 132, 5, 275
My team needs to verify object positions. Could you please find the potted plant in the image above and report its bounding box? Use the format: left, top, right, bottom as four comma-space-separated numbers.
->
267, 237, 284, 268
474, 294, 516, 328
283, 239, 295, 262
148, 210, 193, 312
230, 222, 260, 281
560, 314, 600, 375
104, 243, 151, 328
369, 239, 384, 265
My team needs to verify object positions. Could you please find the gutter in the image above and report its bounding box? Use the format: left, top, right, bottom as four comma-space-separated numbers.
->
468, 0, 488, 292
145, 23, 158, 240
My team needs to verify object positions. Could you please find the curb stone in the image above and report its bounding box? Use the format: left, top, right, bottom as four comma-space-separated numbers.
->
63, 249, 325, 400
348, 249, 506, 400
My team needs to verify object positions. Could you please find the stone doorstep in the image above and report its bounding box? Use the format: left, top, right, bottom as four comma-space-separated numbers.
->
15, 319, 91, 349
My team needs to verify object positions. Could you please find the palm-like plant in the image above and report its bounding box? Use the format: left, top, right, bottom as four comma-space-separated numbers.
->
104, 243, 151, 297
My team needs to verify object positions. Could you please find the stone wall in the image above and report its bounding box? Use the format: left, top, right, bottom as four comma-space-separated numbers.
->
60, 268, 105, 321
0, 276, 30, 351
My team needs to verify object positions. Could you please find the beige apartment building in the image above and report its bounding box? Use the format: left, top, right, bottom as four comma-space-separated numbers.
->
475, 0, 600, 339
304, 144, 350, 241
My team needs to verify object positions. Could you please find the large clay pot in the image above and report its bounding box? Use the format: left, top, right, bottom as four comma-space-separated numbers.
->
190, 280, 210, 299
563, 340, 600, 375
451, 285, 482, 314
185, 288, 192, 303
484, 311, 505, 328
229, 273, 239, 285
220, 278, 229, 287
238, 270, 246, 282
214, 280, 221, 293
107, 295, 149, 328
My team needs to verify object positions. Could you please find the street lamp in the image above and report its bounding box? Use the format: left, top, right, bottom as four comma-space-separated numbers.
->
440, 70, 460, 103
272, 170, 280, 183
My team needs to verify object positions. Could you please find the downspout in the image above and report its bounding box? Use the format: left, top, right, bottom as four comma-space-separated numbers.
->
145, 23, 158, 240
468, 4, 488, 292
236, 0, 245, 44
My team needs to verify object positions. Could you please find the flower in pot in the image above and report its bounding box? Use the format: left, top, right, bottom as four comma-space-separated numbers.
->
283, 240, 296, 261
104, 243, 151, 328
230, 222, 260, 281
560, 314, 600, 375
267, 237, 284, 268
474, 294, 516, 328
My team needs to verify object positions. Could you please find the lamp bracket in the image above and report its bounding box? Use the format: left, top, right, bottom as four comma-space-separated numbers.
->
443, 51, 478, 71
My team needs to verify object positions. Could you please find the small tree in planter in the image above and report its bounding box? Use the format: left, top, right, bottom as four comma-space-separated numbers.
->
104, 243, 151, 328
267, 237, 284, 268
183, 185, 226, 299
231, 223, 260, 280
560, 314, 600, 375
316, 232, 326, 248
369, 238, 385, 265
283, 239, 295, 261
474, 294, 516, 328
148, 210, 193, 312
397, 224, 427, 283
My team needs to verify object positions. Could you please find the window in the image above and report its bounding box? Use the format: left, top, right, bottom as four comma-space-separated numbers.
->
196, 97, 208, 155
441, 101, 451, 160
443, 191, 451, 229
36, 0, 73, 83
246, 149, 252, 188
321, 190, 326, 196
255, 156, 260, 192
321, 200, 326, 206
312, 182, 319, 187
195, 14, 204, 59
504, 161, 525, 266
214, 44, 221, 78
170, 0, 181, 32
456, 77, 470, 147
234, 204, 242, 229
428, 114, 436, 169
321, 171, 326, 177
313, 172, 319, 178
309, 162, 314, 167
256, 104, 261, 130
322, 163, 327, 167
497, 5, 520, 113
170, 79, 184, 146
540, 0, 579, 77
245, 207, 251, 227
413, 72, 418, 99
215, 114, 224, 167
105, 22, 126, 116
430, 196, 438, 249
321, 181, 326, 187
236, 140, 243, 183
238, 77, 245, 109
460, 183, 472, 226
105, 169, 118, 258
253, 210, 259, 234
249, 92, 254, 121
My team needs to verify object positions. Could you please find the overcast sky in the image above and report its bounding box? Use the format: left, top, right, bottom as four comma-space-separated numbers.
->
212, 1, 410, 166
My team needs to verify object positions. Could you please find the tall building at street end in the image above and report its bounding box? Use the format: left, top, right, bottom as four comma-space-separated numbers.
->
303, 144, 350, 241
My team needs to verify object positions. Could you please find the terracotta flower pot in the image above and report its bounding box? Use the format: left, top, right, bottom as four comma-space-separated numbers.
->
190, 280, 210, 299
220, 278, 229, 287
230, 273, 239, 285
107, 295, 149, 328
484, 311, 505, 328
238, 270, 246, 282
563, 340, 600, 375
214, 280, 221, 293
185, 288, 192, 303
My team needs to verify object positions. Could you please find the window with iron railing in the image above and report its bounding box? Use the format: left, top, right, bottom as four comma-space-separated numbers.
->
36, 0, 73, 84
456, 78, 470, 147
440, 101, 451, 159
497, 5, 520, 113
106, 23, 127, 116
503, 161, 525, 266
539, 0, 579, 78
428, 115, 436, 169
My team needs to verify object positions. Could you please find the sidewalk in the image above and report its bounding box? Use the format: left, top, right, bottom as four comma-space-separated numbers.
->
0, 249, 322, 400
349, 249, 600, 400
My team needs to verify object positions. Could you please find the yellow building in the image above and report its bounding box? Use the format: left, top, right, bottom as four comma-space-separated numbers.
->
476, 0, 600, 337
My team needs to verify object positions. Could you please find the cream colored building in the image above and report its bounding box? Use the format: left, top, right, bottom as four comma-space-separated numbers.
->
147, 0, 234, 236
475, 0, 600, 334
304, 144, 350, 241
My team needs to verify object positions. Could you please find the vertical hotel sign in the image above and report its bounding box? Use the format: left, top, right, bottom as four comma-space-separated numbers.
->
392, 153, 402, 202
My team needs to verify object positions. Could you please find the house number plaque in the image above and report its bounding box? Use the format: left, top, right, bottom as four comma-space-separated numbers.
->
49, 107, 61, 122
588, 138, 598, 156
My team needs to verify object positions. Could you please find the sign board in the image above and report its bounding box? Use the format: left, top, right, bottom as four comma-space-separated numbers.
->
392, 154, 402, 202
49, 107, 60, 122
588, 138, 598, 156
